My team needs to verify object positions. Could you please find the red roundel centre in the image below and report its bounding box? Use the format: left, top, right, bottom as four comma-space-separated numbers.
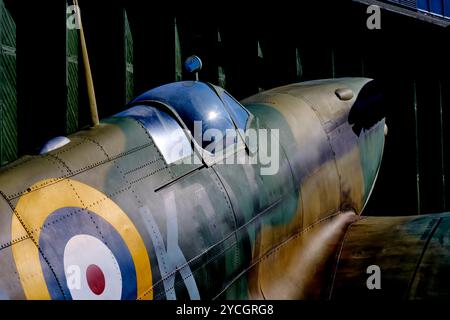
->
86, 264, 106, 295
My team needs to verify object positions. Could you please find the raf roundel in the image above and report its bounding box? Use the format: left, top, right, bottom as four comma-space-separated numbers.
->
63, 235, 121, 299
11, 179, 153, 300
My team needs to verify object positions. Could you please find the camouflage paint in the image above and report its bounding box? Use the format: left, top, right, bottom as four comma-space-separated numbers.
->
331, 213, 450, 300
0, 78, 436, 300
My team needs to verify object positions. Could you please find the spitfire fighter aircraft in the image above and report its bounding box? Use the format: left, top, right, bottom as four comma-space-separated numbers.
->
0, 70, 449, 300
1, 2, 450, 299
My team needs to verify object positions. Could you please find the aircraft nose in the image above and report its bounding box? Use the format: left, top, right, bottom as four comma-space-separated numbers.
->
349, 80, 388, 210
348, 80, 387, 137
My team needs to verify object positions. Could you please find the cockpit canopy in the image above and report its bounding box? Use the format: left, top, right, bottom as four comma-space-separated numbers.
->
115, 81, 250, 164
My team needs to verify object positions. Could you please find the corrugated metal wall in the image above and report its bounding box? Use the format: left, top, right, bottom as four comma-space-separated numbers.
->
66, 1, 79, 134
386, 0, 417, 9
418, 0, 450, 17
0, 0, 16, 166
125, 10, 134, 103
174, 18, 182, 82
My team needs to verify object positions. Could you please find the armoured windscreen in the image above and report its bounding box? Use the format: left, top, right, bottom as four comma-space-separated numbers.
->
131, 81, 242, 154
115, 105, 192, 164
221, 91, 250, 132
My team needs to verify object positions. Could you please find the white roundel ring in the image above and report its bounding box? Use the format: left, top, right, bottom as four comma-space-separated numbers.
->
64, 235, 123, 300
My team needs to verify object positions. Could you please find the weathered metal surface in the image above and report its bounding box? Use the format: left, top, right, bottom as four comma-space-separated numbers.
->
248, 211, 358, 300
331, 214, 450, 300
0, 77, 428, 300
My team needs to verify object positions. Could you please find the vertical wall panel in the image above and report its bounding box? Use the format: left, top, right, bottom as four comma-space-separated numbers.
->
258, 12, 298, 90
126, 3, 176, 96
16, 1, 67, 154
217, 29, 226, 88
66, 1, 79, 134
177, 13, 219, 83
416, 81, 446, 214
79, 1, 125, 118
220, 13, 259, 100
430, 0, 444, 16
0, 0, 16, 166
174, 17, 182, 82
445, 0, 450, 18
125, 10, 134, 103
443, 80, 450, 211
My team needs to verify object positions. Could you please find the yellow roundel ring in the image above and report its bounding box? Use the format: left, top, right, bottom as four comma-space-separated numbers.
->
11, 179, 153, 300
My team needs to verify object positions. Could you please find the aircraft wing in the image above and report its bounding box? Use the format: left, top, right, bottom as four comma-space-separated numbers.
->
247, 212, 450, 300
330, 213, 450, 300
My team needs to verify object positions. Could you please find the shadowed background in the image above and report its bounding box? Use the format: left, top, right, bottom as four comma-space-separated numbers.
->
0, 0, 449, 216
